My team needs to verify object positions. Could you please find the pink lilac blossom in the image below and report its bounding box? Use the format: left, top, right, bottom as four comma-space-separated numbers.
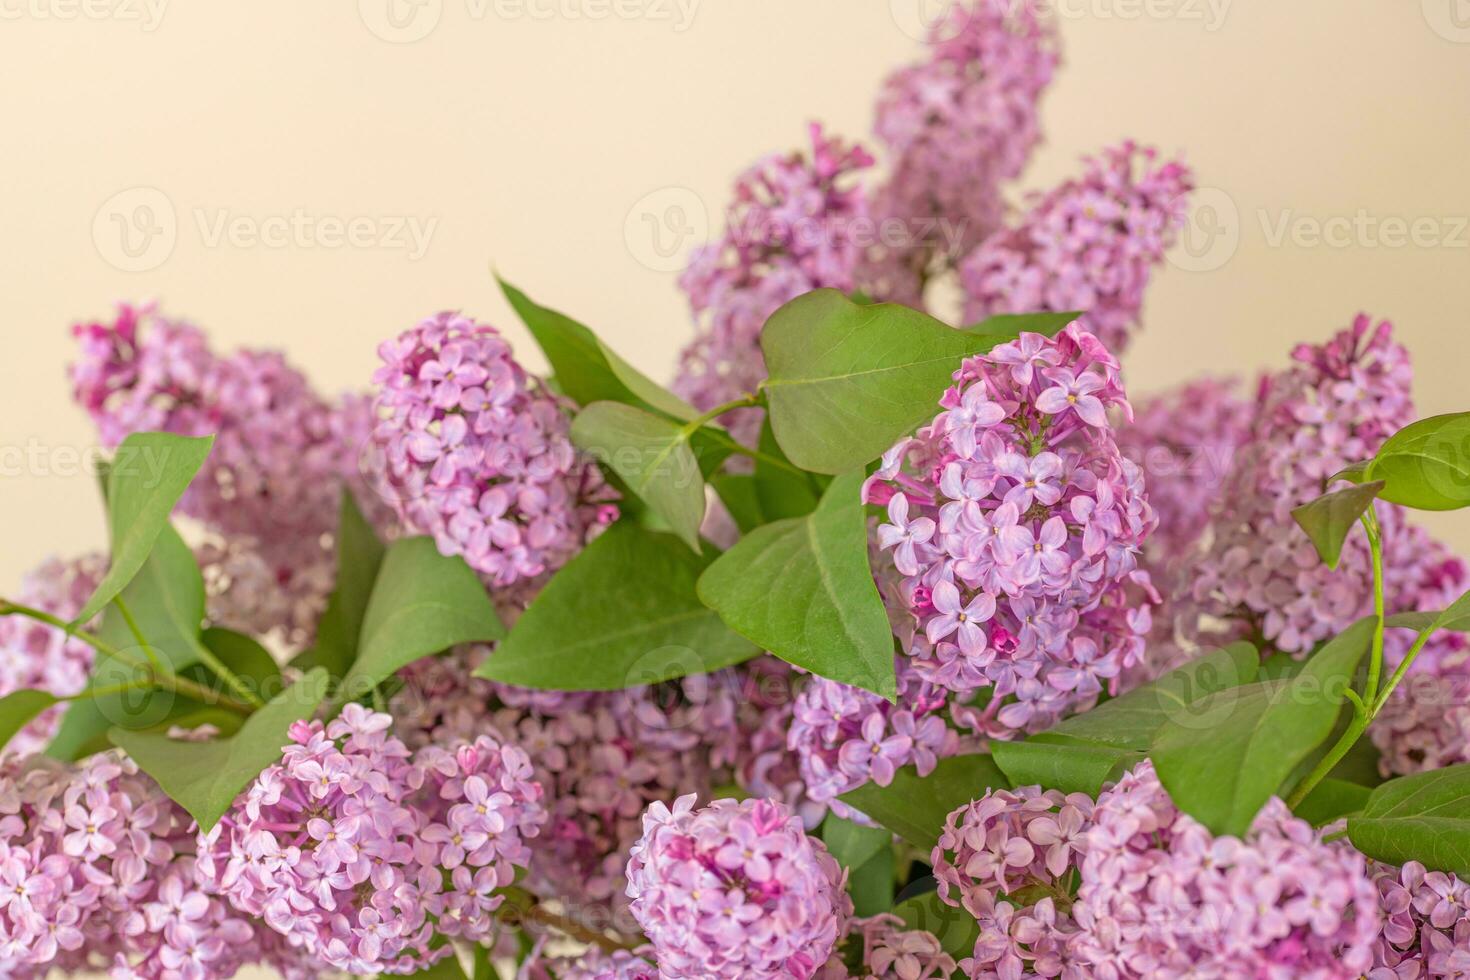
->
197, 706, 545, 974
864, 324, 1159, 737
859, 0, 1058, 307
1178, 315, 1468, 666
673, 125, 872, 444
69, 303, 384, 647
519, 944, 660, 980
1116, 377, 1253, 564
371, 312, 616, 588
1368, 860, 1470, 978
932, 785, 1090, 979
625, 795, 852, 979
812, 914, 959, 979
0, 554, 105, 755
0, 750, 311, 980
389, 647, 747, 921
957, 141, 1192, 354
1071, 760, 1380, 978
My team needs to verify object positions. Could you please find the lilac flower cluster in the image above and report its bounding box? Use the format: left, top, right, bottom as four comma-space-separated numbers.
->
371, 312, 616, 587
926, 763, 1385, 978
1072, 761, 1380, 978
1370, 670, 1470, 778
787, 657, 966, 814
1369, 860, 1470, 978
70, 304, 384, 647
625, 795, 851, 979
864, 324, 1158, 735
860, 0, 1058, 307
390, 647, 743, 915
1179, 315, 1468, 663
1115, 377, 1253, 565
0, 555, 104, 755
197, 705, 545, 974
958, 142, 1193, 354
0, 751, 307, 979
673, 125, 872, 444
520, 945, 660, 980
819, 914, 959, 979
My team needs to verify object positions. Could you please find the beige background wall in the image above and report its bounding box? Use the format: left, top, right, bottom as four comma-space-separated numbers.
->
3, 0, 1469, 590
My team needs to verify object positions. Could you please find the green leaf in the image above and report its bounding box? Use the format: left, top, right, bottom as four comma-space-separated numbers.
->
988, 643, 1258, 796
1366, 413, 1470, 510
109, 669, 331, 832
1385, 590, 1470, 639
1290, 481, 1384, 569
499, 277, 696, 417
697, 471, 895, 698
401, 954, 471, 980
1348, 763, 1470, 876
754, 417, 820, 521
964, 311, 1079, 341
572, 402, 708, 552
1035, 642, 1260, 749
476, 523, 758, 689
759, 290, 1018, 474
1150, 618, 1375, 836
0, 690, 61, 752
49, 524, 209, 759
1293, 777, 1372, 827
74, 432, 214, 625
847, 847, 895, 917
893, 890, 981, 960
838, 753, 1009, 853
710, 474, 765, 534
293, 491, 387, 678
198, 628, 283, 701
991, 738, 1141, 797
821, 814, 893, 872
337, 537, 505, 703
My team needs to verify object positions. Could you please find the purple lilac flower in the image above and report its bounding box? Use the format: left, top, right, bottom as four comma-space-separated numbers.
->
371, 312, 616, 588
1071, 760, 1380, 978
197, 706, 545, 974
70, 303, 387, 648
390, 647, 747, 921
1173, 316, 1467, 668
957, 141, 1193, 354
859, 0, 1059, 308
0, 555, 105, 755
1368, 860, 1470, 978
1370, 670, 1470, 778
519, 944, 661, 980
625, 795, 851, 979
0, 750, 311, 979
1115, 377, 1253, 565
673, 125, 873, 445
864, 324, 1159, 736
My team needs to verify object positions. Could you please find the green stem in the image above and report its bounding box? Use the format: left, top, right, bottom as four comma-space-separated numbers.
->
114, 596, 164, 673
1286, 706, 1369, 810
188, 637, 266, 708
682, 393, 759, 434
1372, 624, 1436, 716
1362, 512, 1386, 705
0, 600, 254, 716
684, 392, 812, 480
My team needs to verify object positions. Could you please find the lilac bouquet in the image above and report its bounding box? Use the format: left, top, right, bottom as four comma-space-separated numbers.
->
4, 2, 1470, 977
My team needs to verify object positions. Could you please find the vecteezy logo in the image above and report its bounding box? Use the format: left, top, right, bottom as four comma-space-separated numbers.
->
623, 187, 708, 273
359, 0, 443, 42
889, 0, 974, 42
92, 187, 177, 272
1423, 0, 1470, 41
1168, 186, 1240, 273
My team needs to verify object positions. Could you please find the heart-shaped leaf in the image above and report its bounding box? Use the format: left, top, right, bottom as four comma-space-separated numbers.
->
698, 471, 895, 699
571, 402, 708, 552
1150, 618, 1375, 836
759, 290, 1022, 474
74, 432, 214, 625
293, 490, 387, 679
337, 537, 505, 702
110, 668, 331, 832
1348, 764, 1470, 876
476, 523, 758, 690
1366, 413, 1470, 511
